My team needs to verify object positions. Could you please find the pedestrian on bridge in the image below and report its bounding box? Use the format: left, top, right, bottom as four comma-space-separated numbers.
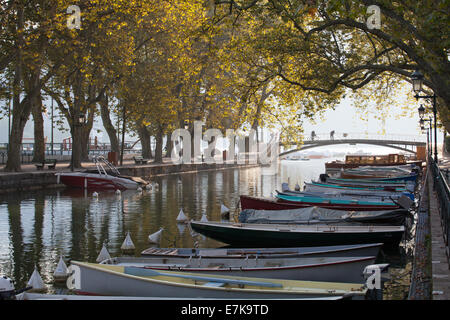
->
311, 131, 316, 141
330, 130, 335, 140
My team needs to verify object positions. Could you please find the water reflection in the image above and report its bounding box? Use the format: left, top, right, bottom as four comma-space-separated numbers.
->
0, 158, 412, 298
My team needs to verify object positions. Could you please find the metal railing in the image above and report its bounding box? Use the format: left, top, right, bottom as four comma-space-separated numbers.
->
431, 159, 450, 253
300, 132, 426, 143
0, 142, 141, 165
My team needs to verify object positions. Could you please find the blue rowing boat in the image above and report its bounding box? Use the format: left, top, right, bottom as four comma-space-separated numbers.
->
304, 182, 414, 200
275, 193, 400, 207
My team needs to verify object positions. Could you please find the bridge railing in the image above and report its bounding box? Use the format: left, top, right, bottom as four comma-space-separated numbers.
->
301, 132, 426, 143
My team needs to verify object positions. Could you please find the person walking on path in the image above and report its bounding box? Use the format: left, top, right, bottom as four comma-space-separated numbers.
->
311, 131, 316, 141
330, 130, 335, 140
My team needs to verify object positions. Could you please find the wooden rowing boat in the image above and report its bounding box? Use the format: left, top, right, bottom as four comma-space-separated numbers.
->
98, 255, 378, 283
189, 220, 405, 247
340, 172, 418, 182
303, 182, 414, 200
15, 292, 343, 300
69, 261, 369, 299
240, 195, 401, 211
317, 176, 415, 192
275, 193, 402, 209
140, 243, 384, 259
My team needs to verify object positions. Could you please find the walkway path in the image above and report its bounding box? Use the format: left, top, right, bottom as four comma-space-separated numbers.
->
430, 148, 450, 299
0, 157, 174, 175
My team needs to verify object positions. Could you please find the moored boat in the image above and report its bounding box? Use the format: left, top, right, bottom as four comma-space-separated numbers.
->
239, 206, 409, 225
325, 154, 422, 172
240, 195, 401, 211
340, 171, 417, 182
15, 292, 343, 300
275, 193, 402, 209
190, 220, 405, 247
278, 190, 403, 204
68, 261, 370, 299
318, 175, 416, 192
99, 255, 379, 283
56, 156, 148, 190
302, 182, 414, 200
140, 243, 384, 259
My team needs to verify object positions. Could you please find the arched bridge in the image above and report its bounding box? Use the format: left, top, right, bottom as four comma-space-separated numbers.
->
279, 132, 426, 157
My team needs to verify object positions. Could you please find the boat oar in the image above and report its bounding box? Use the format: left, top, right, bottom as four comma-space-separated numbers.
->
123, 266, 283, 288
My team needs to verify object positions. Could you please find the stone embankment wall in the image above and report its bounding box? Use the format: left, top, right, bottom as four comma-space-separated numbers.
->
0, 162, 261, 194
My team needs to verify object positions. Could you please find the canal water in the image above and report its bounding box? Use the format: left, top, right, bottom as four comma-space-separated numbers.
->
0, 158, 414, 299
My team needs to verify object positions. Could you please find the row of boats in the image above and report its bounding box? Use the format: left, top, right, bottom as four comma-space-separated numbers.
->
188, 164, 419, 248
12, 158, 421, 300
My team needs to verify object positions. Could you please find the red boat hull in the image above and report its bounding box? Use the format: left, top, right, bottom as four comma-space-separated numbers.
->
58, 173, 138, 190
240, 195, 400, 211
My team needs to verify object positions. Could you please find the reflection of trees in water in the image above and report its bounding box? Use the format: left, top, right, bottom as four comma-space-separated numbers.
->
69, 197, 87, 262
7, 200, 25, 287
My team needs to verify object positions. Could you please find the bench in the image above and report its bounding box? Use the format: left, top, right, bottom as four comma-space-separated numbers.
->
33, 159, 57, 170
133, 156, 149, 164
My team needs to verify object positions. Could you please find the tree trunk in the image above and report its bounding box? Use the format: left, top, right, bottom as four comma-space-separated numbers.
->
70, 71, 84, 169
80, 126, 90, 161
32, 93, 45, 163
4, 4, 26, 172
70, 123, 83, 169
120, 105, 126, 166
154, 126, 164, 163
138, 125, 152, 159
165, 133, 173, 158
80, 104, 94, 161
99, 93, 120, 154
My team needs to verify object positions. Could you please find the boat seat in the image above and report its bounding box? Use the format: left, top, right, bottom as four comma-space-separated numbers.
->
207, 264, 224, 269
263, 262, 281, 268
203, 282, 225, 288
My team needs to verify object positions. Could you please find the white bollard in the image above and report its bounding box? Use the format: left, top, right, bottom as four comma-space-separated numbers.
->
220, 204, 230, 215
121, 231, 135, 254
176, 208, 188, 222
27, 265, 46, 293
53, 255, 69, 283
148, 228, 164, 244
96, 243, 111, 263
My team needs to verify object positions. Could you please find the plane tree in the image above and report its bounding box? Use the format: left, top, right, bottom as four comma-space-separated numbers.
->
209, 0, 449, 133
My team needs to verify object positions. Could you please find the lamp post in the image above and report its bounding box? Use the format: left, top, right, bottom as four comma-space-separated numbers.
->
419, 115, 432, 158
411, 70, 438, 162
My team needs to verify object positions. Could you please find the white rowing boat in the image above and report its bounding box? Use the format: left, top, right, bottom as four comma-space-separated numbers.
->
68, 261, 371, 299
